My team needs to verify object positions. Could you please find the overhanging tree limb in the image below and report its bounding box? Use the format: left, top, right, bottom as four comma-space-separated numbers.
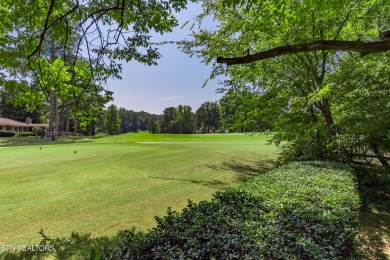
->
216, 40, 390, 65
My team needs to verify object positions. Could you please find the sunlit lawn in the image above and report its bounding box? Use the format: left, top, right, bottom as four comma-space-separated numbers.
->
0, 132, 277, 245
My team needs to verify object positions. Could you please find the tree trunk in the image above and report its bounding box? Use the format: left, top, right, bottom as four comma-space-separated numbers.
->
370, 142, 389, 169
74, 118, 78, 134
49, 42, 57, 141
49, 90, 55, 141
54, 95, 58, 138
65, 109, 70, 133
318, 98, 333, 126
91, 120, 96, 136
58, 101, 64, 134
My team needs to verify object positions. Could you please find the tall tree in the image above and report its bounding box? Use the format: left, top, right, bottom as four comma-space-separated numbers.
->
0, 87, 47, 123
118, 108, 132, 133
330, 53, 390, 167
104, 105, 121, 135
174, 105, 194, 134
0, 0, 192, 84
219, 85, 269, 132
184, 0, 390, 163
148, 118, 161, 134
188, 0, 390, 65
0, 0, 193, 140
161, 107, 177, 133
195, 102, 220, 133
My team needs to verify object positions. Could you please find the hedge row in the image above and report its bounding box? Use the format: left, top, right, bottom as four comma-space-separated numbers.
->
0, 130, 16, 137
101, 161, 361, 259
16, 132, 34, 137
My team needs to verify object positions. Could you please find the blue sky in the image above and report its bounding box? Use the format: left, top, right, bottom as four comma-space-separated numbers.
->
105, 3, 223, 115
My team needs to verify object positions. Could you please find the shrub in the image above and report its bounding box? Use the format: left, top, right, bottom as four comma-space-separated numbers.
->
16, 132, 34, 137
101, 161, 361, 259
32, 126, 44, 138
0, 130, 16, 137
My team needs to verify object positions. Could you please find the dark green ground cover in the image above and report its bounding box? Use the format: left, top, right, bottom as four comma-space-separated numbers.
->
101, 161, 361, 259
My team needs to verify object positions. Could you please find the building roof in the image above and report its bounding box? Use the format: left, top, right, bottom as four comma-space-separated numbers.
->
0, 117, 48, 127
32, 124, 49, 127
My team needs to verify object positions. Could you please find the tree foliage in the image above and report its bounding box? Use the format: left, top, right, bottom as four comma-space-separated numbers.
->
195, 101, 220, 133
0, 87, 46, 123
160, 105, 194, 134
182, 0, 390, 65
219, 85, 270, 132
161, 107, 177, 133
117, 108, 160, 133
0, 0, 194, 138
104, 104, 121, 135
0, 0, 191, 82
184, 0, 390, 165
174, 105, 194, 134
182, 0, 390, 67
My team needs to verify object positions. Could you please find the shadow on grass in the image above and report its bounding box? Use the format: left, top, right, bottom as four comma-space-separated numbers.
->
0, 136, 97, 147
152, 176, 230, 190
151, 158, 276, 190
358, 209, 390, 259
354, 165, 390, 259
0, 229, 130, 260
206, 158, 276, 183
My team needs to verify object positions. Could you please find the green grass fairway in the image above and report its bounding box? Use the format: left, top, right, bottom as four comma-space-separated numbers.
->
0, 132, 271, 147
0, 132, 277, 245
95, 131, 271, 143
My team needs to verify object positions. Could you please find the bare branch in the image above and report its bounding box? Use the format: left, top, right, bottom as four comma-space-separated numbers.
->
27, 1, 80, 60
216, 40, 390, 65
63, 18, 70, 62
334, 13, 350, 40
28, 0, 56, 59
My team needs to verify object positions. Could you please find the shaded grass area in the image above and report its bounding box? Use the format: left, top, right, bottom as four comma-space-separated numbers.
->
0, 136, 94, 147
151, 158, 276, 190
354, 166, 390, 259
359, 209, 390, 259
0, 134, 277, 248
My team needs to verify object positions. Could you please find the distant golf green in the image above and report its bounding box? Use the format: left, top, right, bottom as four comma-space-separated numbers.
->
0, 132, 277, 245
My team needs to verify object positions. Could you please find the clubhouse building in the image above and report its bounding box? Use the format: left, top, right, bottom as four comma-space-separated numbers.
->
0, 117, 48, 132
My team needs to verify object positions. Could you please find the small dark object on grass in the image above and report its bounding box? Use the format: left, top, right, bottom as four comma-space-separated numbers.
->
74, 151, 77, 154
39, 147, 42, 149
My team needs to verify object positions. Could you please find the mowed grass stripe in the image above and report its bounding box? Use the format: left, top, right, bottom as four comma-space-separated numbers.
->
93, 132, 270, 143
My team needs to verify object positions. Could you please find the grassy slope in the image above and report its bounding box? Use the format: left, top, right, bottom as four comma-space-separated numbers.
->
0, 132, 270, 147
0, 132, 276, 245
100, 132, 270, 143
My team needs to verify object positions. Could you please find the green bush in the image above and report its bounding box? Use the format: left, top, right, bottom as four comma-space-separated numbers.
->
16, 132, 34, 137
101, 161, 361, 259
0, 130, 16, 137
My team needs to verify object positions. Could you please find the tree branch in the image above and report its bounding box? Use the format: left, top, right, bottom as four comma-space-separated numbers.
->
27, 1, 81, 60
216, 40, 390, 65
28, 0, 56, 59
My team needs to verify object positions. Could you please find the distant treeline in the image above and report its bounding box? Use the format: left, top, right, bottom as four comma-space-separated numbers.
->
104, 100, 268, 135
0, 85, 267, 136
